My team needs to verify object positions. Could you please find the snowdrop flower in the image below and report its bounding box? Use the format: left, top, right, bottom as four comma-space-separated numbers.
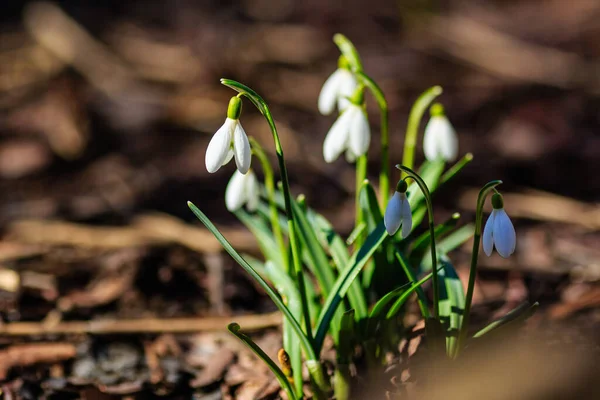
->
205, 96, 251, 174
323, 87, 370, 163
318, 55, 358, 115
483, 193, 516, 258
423, 103, 458, 162
225, 169, 259, 212
384, 180, 412, 237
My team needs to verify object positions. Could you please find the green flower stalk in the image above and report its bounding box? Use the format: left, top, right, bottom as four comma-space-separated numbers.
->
456, 180, 503, 356
248, 137, 288, 271
331, 34, 391, 204
395, 165, 440, 317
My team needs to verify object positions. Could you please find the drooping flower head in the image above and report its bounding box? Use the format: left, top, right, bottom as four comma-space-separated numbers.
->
225, 169, 259, 212
205, 96, 251, 174
322, 86, 371, 163
384, 180, 412, 237
318, 55, 358, 116
483, 193, 516, 258
423, 103, 458, 162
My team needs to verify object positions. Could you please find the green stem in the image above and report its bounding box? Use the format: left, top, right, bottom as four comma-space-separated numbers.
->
355, 155, 367, 247
455, 180, 502, 357
250, 137, 289, 271
394, 249, 430, 319
219, 80, 331, 394
401, 86, 443, 176
395, 164, 439, 318
356, 72, 389, 205
440, 153, 474, 184
229, 323, 298, 400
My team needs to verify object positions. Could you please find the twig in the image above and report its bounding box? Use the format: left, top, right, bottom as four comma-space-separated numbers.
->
0, 312, 281, 337
0, 343, 76, 379
6, 212, 258, 254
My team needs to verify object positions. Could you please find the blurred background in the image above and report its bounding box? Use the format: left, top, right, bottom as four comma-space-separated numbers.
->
0, 0, 598, 398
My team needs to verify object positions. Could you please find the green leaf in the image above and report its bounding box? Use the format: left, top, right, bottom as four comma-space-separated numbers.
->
264, 261, 304, 397
359, 180, 383, 230
228, 323, 298, 400
420, 224, 475, 270
473, 302, 539, 339
437, 259, 465, 358
314, 223, 388, 354
385, 271, 434, 319
235, 210, 284, 269
407, 159, 445, 209
187, 201, 316, 360
291, 199, 336, 295
410, 212, 461, 255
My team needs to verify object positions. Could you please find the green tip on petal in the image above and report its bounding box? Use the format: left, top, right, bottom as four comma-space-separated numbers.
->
491, 193, 504, 209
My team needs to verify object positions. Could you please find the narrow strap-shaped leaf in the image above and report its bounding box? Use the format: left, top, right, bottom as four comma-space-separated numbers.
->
410, 213, 460, 255
228, 323, 298, 400
420, 224, 475, 270
314, 223, 388, 354
385, 271, 434, 319
264, 261, 304, 397
359, 180, 383, 229
235, 210, 284, 269
437, 259, 465, 358
473, 302, 539, 339
291, 198, 336, 294
188, 201, 316, 360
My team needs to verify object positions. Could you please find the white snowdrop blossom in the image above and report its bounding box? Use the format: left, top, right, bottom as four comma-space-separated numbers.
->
423, 104, 458, 162
482, 194, 516, 258
323, 104, 370, 163
384, 188, 412, 237
205, 97, 251, 174
318, 68, 358, 115
225, 169, 259, 212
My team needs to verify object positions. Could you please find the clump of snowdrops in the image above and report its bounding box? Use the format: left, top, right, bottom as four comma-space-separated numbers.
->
188, 34, 535, 400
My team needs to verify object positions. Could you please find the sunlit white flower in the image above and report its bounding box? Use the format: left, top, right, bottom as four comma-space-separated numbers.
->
318, 67, 358, 115
205, 97, 251, 174
482, 194, 516, 258
225, 169, 259, 212
384, 184, 412, 237
423, 104, 458, 162
323, 104, 370, 163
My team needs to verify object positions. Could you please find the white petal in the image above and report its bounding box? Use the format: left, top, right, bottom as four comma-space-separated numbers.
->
437, 116, 458, 161
225, 170, 247, 212
318, 69, 343, 115
245, 171, 260, 212
482, 210, 496, 256
344, 148, 357, 163
348, 107, 371, 157
323, 110, 352, 163
384, 192, 403, 235
493, 209, 516, 258
233, 121, 251, 174
336, 70, 358, 112
205, 119, 234, 173
400, 194, 413, 238
222, 149, 234, 166
424, 116, 458, 162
